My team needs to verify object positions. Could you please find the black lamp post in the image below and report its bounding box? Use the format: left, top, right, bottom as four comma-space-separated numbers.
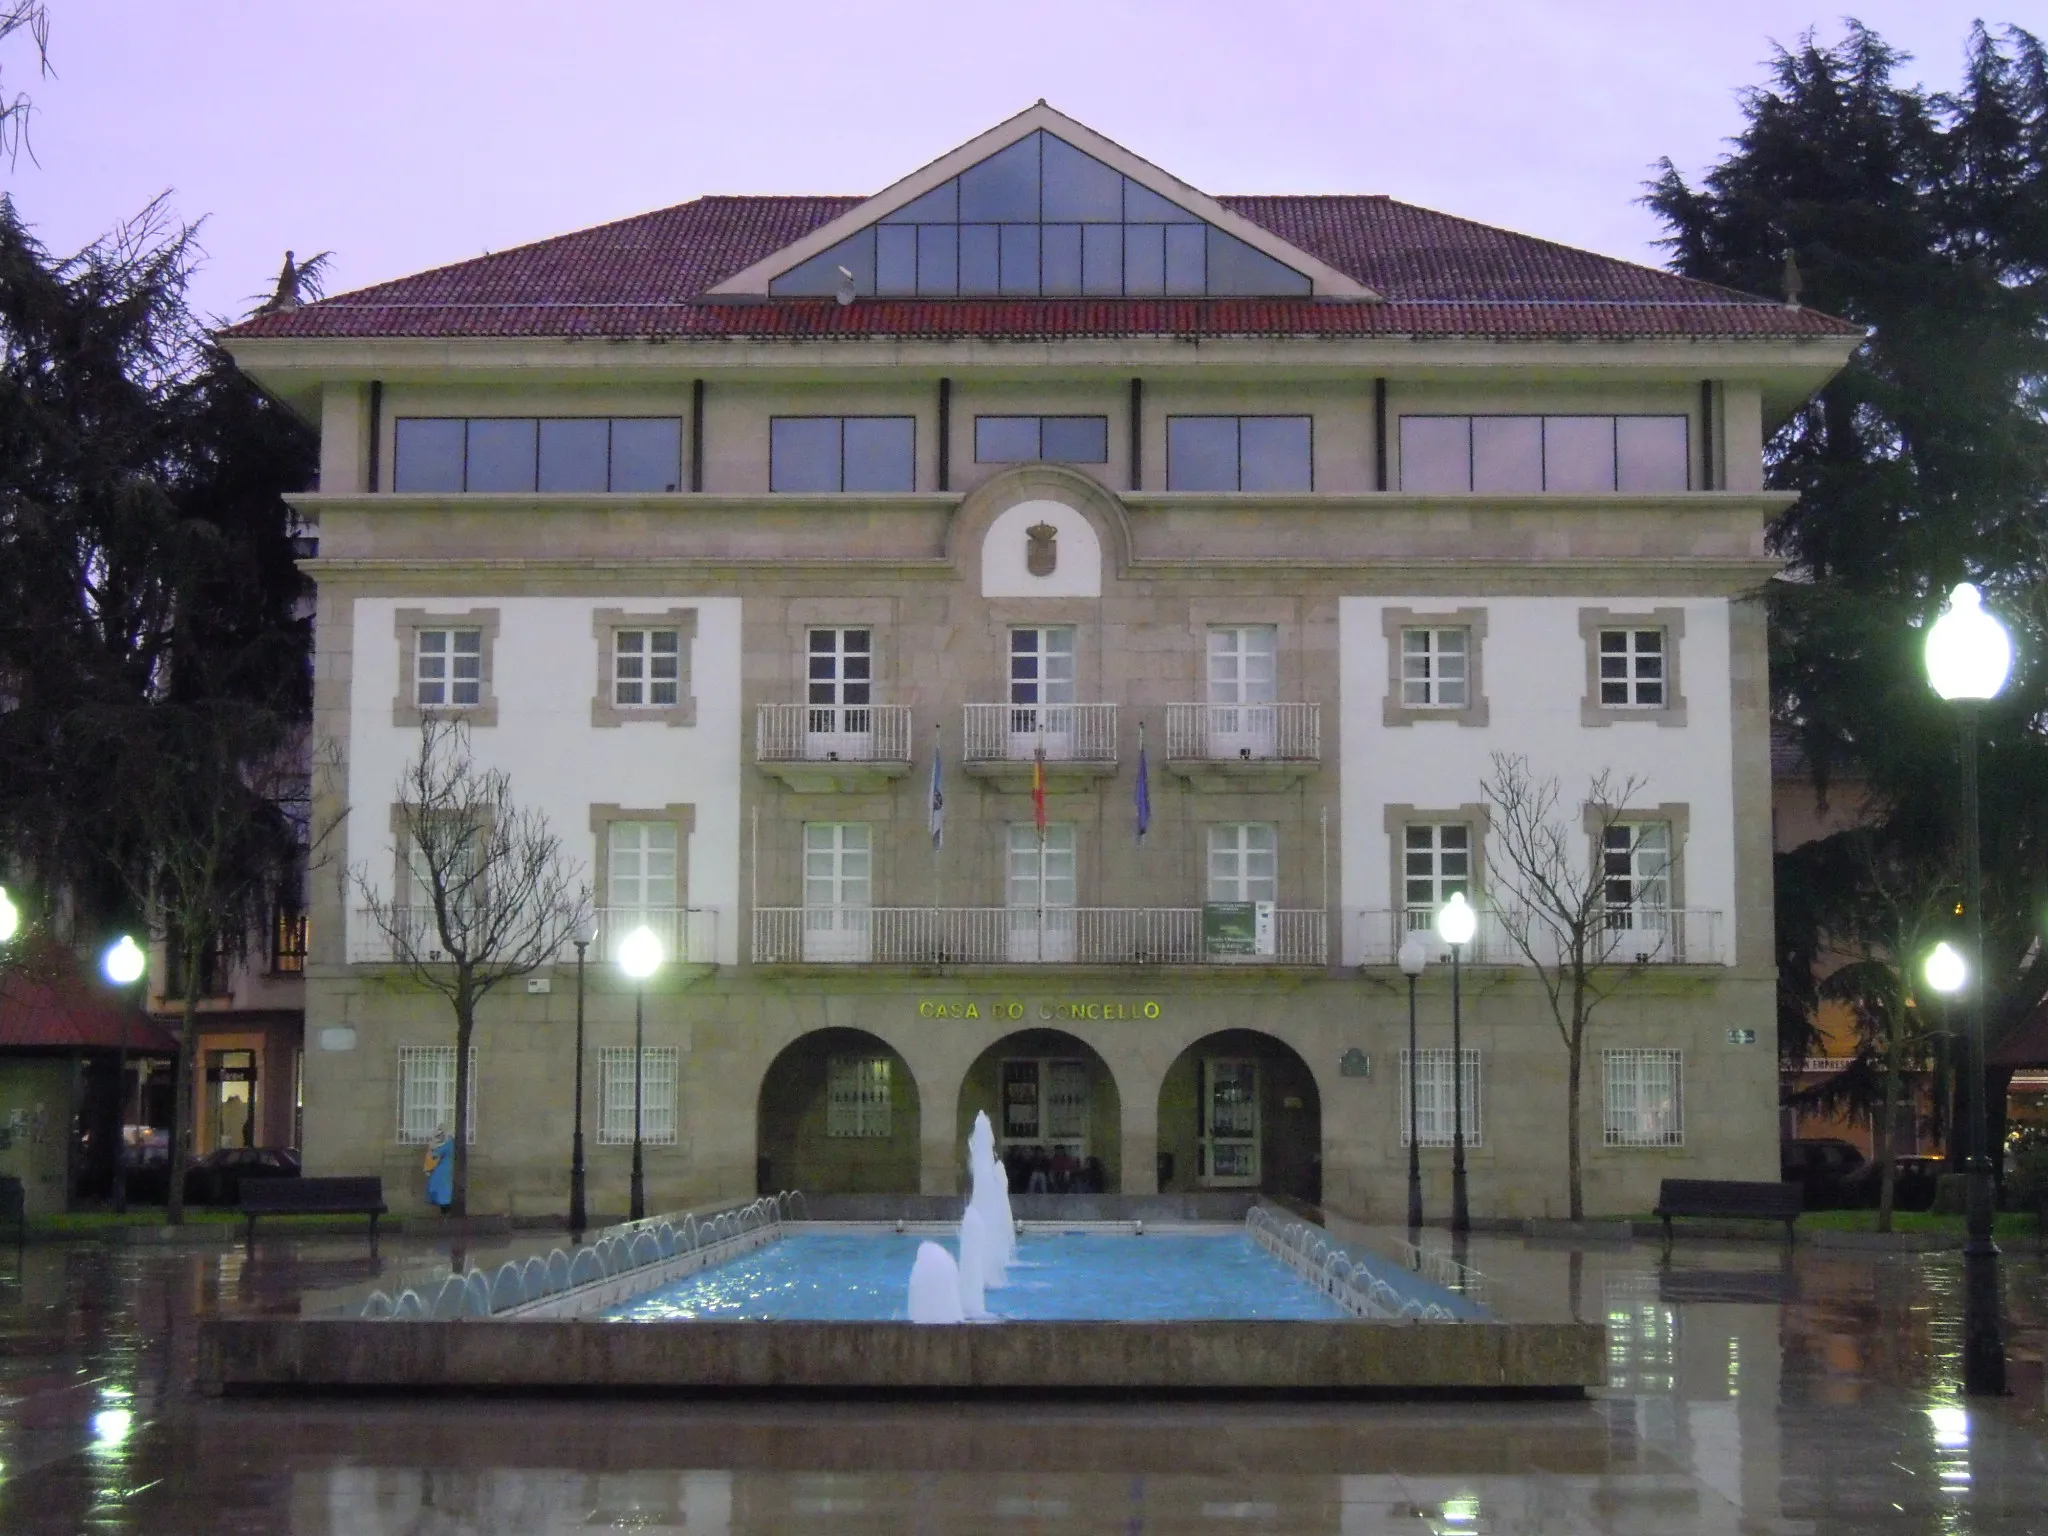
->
1398, 933, 1428, 1231
1437, 893, 1476, 1235
101, 935, 147, 1215
617, 925, 662, 1223
569, 935, 589, 1241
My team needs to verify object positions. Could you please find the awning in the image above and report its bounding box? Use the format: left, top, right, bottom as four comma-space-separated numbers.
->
1990, 997, 2048, 1069
0, 939, 179, 1052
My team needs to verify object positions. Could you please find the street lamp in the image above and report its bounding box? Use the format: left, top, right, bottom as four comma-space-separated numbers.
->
1924, 941, 1966, 998
568, 932, 590, 1242
616, 924, 662, 1222
1398, 933, 1429, 1231
0, 885, 19, 944
1436, 891, 1477, 1235
101, 935, 147, 1215
1924, 580, 2011, 1397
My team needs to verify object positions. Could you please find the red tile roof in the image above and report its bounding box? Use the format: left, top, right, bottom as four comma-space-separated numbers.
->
0, 942, 179, 1052
222, 194, 1861, 344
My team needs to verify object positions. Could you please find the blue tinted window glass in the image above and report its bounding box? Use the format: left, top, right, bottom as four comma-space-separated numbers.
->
768, 229, 875, 296
1041, 134, 1122, 221
393, 419, 465, 492
771, 418, 842, 492
1167, 417, 1240, 491
999, 225, 1039, 294
1082, 225, 1123, 295
916, 225, 957, 296
959, 225, 1000, 294
610, 419, 682, 492
959, 133, 1040, 221
1041, 225, 1082, 293
1206, 228, 1312, 295
876, 226, 917, 295
1240, 416, 1312, 492
1040, 416, 1109, 463
465, 419, 537, 492
537, 419, 609, 492
1124, 179, 1201, 223
975, 417, 1040, 462
1124, 224, 1165, 295
881, 180, 959, 223
843, 418, 915, 492
1165, 225, 1206, 294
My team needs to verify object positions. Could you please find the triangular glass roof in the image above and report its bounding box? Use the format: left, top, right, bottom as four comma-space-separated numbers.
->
768, 129, 1312, 299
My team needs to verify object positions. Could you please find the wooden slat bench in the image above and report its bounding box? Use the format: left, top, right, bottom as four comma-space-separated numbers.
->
1654, 1178, 1802, 1251
240, 1176, 387, 1254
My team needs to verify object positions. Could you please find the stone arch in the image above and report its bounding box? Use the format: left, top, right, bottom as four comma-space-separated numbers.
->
1156, 1029, 1322, 1204
956, 1028, 1122, 1194
946, 463, 1137, 583
755, 1028, 921, 1195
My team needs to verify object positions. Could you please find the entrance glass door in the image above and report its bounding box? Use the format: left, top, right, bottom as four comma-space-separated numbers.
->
1199, 1057, 1258, 1185
999, 1058, 1088, 1160
206, 1050, 258, 1150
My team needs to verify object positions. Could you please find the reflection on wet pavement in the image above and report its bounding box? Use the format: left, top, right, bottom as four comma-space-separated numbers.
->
3, 1227, 2047, 1533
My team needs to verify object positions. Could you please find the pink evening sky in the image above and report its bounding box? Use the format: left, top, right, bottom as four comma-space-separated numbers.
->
0, 1, 2018, 325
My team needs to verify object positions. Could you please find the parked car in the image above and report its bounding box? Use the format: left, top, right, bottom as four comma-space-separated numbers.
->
1843, 1153, 1945, 1213
1781, 1138, 1867, 1209
181, 1147, 301, 1207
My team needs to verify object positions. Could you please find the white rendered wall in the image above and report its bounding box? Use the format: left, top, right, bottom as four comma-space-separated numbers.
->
346, 596, 744, 965
1337, 596, 1736, 964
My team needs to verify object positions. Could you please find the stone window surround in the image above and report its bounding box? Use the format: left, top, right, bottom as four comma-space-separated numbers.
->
1581, 801, 1691, 912
1381, 607, 1490, 728
984, 599, 1098, 704
589, 803, 697, 910
785, 598, 895, 697
1579, 606, 1687, 728
1187, 599, 1297, 700
592, 608, 698, 728
393, 608, 500, 728
1382, 803, 1490, 917
388, 803, 497, 918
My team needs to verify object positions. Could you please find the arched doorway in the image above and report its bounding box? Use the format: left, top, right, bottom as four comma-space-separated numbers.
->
1156, 1030, 1321, 1204
756, 1028, 921, 1194
957, 1030, 1121, 1194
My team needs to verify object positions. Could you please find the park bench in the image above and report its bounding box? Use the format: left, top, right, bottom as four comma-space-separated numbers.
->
1653, 1178, 1801, 1252
0, 1175, 23, 1245
240, 1176, 387, 1255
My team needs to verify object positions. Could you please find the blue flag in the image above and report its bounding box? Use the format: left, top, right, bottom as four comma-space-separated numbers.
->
928, 728, 945, 850
1135, 724, 1150, 843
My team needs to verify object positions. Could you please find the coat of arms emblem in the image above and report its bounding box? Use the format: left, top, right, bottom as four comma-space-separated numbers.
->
1025, 521, 1058, 577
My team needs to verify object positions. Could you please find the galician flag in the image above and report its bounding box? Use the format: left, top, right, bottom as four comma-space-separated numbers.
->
928, 726, 945, 850
1032, 744, 1047, 840
1135, 722, 1151, 843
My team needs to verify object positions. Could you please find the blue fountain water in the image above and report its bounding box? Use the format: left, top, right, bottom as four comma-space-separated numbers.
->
604, 1229, 1353, 1322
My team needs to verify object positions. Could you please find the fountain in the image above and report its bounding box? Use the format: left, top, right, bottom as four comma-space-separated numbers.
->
906, 1240, 966, 1324
964, 1110, 1015, 1284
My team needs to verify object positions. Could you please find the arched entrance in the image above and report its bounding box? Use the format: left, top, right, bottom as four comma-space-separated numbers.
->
957, 1030, 1121, 1194
756, 1028, 921, 1194
1156, 1030, 1321, 1204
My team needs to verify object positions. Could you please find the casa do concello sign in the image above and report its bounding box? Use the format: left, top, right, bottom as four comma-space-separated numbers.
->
916, 999, 1163, 1022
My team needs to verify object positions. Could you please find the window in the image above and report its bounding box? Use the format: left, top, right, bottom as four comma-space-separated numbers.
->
592, 609, 695, 729
803, 823, 871, 961
1167, 416, 1312, 491
607, 821, 678, 914
1201, 1059, 1260, 1183
164, 934, 229, 999
1403, 823, 1472, 915
1579, 608, 1685, 727
770, 416, 915, 492
396, 1046, 476, 1144
394, 610, 499, 728
613, 628, 681, 709
271, 906, 308, 974
1397, 415, 1689, 493
1603, 822, 1672, 918
1204, 625, 1279, 757
415, 628, 482, 709
1400, 1048, 1483, 1147
999, 1059, 1091, 1157
973, 415, 1110, 464
1598, 628, 1665, 708
1603, 1049, 1683, 1146
768, 130, 1312, 299
1007, 626, 1077, 745
827, 1056, 893, 1138
1400, 628, 1468, 709
1208, 823, 1278, 905
392, 418, 682, 493
1008, 823, 1077, 962
598, 1046, 678, 1145
807, 628, 873, 736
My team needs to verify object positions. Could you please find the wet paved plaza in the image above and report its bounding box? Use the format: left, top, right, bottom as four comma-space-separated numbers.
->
3, 1225, 2048, 1533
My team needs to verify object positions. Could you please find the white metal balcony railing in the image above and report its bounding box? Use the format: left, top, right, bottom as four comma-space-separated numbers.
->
349, 906, 720, 966
751, 906, 1327, 966
962, 703, 1118, 765
1164, 703, 1320, 763
755, 703, 912, 764
1349, 905, 1727, 967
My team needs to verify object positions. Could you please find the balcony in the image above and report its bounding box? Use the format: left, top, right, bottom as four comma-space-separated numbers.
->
752, 906, 1327, 967
350, 906, 721, 967
1163, 703, 1320, 791
962, 703, 1118, 787
1349, 906, 1727, 967
755, 704, 913, 793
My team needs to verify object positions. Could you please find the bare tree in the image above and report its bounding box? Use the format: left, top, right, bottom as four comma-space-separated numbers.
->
0, 2, 50, 168
352, 719, 589, 1216
1480, 752, 1651, 1220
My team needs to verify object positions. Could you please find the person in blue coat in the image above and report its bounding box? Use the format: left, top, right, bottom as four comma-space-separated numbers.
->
423, 1128, 453, 1212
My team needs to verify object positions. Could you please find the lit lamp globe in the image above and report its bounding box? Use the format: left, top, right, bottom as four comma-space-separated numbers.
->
102, 934, 146, 986
1397, 933, 1430, 976
617, 925, 662, 981
0, 885, 18, 944
1925, 583, 2012, 702
1924, 941, 1967, 996
1436, 891, 1477, 948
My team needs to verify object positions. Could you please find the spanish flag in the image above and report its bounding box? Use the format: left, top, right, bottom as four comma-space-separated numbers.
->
1032, 744, 1047, 840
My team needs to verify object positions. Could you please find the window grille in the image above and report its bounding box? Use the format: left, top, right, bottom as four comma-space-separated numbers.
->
826, 1055, 893, 1139
1399, 1048, 1482, 1147
598, 1046, 678, 1146
1603, 1049, 1683, 1146
396, 1046, 476, 1143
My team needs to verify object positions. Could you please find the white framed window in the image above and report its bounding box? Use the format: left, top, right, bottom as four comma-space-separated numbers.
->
401, 814, 483, 932
1400, 1048, 1482, 1147
1008, 626, 1076, 708
1007, 823, 1076, 962
598, 1046, 678, 1146
607, 821, 678, 913
416, 628, 482, 708
1208, 823, 1278, 905
1201, 1058, 1260, 1183
806, 627, 874, 736
1403, 822, 1472, 916
1206, 625, 1278, 707
826, 1055, 893, 1138
1598, 627, 1666, 708
613, 628, 682, 708
1400, 627, 1469, 708
1604, 1049, 1684, 1146
396, 1046, 476, 1144
1602, 822, 1672, 917
802, 822, 871, 961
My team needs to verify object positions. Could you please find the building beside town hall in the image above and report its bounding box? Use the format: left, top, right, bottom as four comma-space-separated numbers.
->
220, 104, 1858, 1219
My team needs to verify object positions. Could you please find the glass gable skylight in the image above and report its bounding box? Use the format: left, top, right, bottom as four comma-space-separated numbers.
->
769, 131, 1313, 299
